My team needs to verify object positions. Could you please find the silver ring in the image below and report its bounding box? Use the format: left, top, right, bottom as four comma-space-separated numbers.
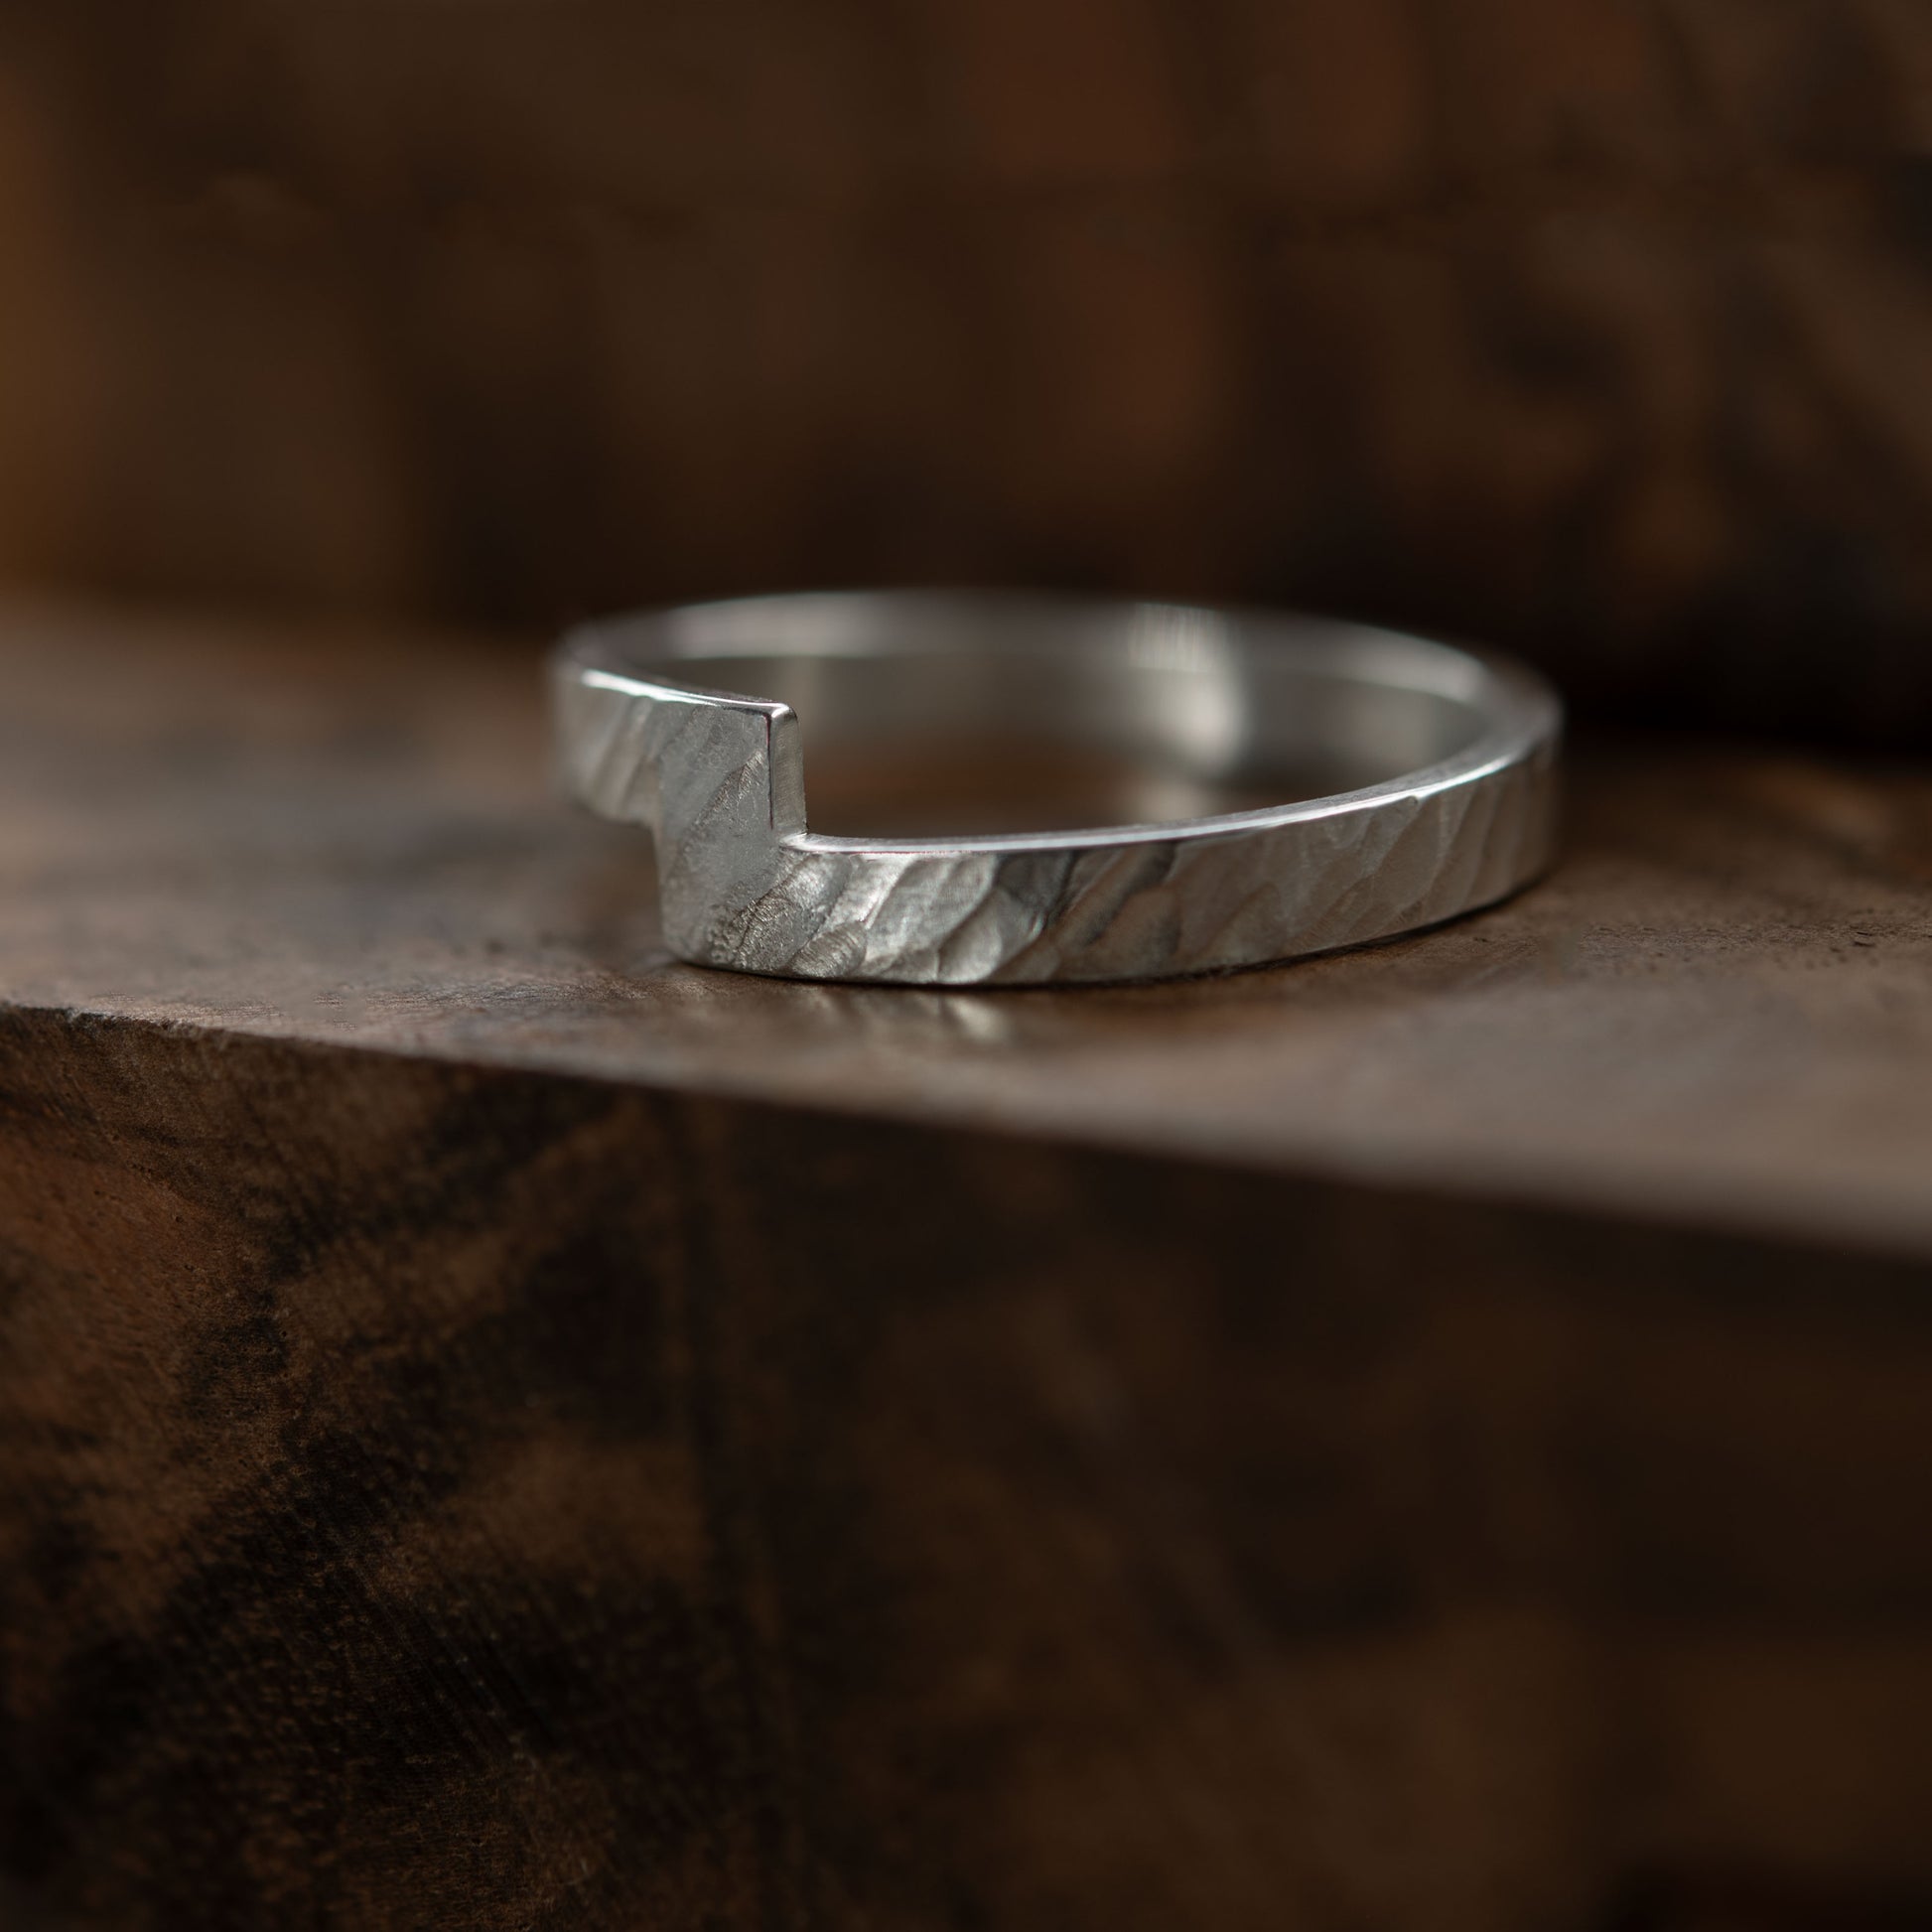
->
552, 591, 1562, 986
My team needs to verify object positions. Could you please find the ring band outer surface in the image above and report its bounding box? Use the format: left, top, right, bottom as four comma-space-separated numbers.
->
551, 592, 1563, 987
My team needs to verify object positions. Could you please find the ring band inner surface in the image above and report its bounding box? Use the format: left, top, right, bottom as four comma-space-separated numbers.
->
633, 603, 1495, 841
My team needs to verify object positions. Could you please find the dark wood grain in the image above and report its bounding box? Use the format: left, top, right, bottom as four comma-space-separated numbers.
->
3, 602, 1932, 1930
4, 1012, 1932, 1931
0, 6, 1929, 739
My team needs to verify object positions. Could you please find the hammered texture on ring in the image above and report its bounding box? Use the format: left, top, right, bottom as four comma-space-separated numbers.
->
551, 592, 1562, 986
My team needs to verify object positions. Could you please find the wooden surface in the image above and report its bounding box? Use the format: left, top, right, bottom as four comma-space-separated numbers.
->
2, 603, 1932, 1930
4, 601, 1932, 1259
0, 6, 1930, 739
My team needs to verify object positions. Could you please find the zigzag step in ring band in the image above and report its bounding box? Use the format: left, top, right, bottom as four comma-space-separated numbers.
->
551, 591, 1562, 987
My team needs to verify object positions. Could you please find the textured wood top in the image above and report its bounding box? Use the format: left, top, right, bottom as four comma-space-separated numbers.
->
5, 599, 1930, 1257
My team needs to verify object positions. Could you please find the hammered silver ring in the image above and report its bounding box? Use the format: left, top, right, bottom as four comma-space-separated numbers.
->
551, 591, 1562, 986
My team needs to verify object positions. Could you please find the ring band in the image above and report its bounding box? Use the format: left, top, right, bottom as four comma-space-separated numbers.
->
551, 591, 1562, 986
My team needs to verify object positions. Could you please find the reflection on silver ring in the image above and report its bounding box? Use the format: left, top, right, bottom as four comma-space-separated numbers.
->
551, 591, 1562, 987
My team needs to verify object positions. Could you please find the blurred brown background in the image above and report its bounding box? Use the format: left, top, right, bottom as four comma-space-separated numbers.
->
0, 1, 1929, 738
